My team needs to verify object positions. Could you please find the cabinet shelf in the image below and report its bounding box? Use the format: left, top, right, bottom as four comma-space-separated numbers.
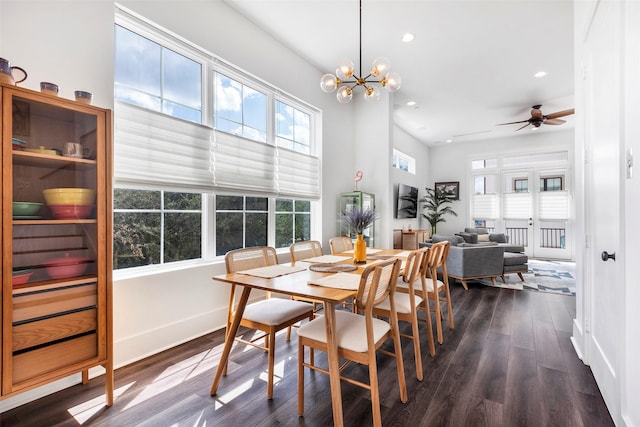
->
13, 219, 97, 225
12, 276, 98, 295
13, 150, 97, 167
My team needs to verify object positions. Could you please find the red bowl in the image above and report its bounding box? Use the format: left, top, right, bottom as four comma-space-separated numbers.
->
44, 255, 91, 279
48, 204, 94, 219
13, 271, 33, 285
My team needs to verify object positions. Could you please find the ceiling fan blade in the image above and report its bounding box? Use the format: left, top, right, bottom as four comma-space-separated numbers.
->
514, 122, 531, 132
497, 120, 529, 126
546, 108, 575, 119
544, 118, 566, 125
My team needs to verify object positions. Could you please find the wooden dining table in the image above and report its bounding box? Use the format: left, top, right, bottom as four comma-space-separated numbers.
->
209, 248, 409, 427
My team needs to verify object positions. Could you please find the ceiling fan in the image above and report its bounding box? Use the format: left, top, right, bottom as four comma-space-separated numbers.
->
497, 104, 575, 131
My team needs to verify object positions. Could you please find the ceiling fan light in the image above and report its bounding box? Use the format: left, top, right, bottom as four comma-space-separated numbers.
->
370, 57, 391, 77
382, 71, 402, 92
336, 60, 354, 80
320, 74, 339, 93
336, 85, 353, 103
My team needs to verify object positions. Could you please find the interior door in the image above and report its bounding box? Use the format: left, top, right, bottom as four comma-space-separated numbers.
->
583, 0, 624, 422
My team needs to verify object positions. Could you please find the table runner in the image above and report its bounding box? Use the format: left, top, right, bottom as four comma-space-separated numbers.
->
308, 272, 361, 290
238, 264, 308, 278
303, 255, 352, 263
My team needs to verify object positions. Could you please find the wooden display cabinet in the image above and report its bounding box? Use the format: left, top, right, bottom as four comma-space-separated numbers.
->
1, 83, 113, 405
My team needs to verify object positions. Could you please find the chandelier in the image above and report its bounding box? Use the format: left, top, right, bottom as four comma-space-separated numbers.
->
319, 0, 402, 103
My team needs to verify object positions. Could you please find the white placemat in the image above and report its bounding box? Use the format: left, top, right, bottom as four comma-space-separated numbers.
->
343, 248, 383, 255
304, 255, 352, 263
308, 272, 361, 290
238, 264, 307, 278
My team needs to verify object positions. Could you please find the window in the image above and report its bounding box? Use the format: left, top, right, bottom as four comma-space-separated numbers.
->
276, 101, 310, 154
540, 176, 563, 191
392, 149, 416, 174
113, 189, 202, 269
514, 178, 528, 193
114, 6, 321, 271
215, 196, 268, 256
214, 72, 267, 142
275, 199, 311, 248
114, 25, 202, 123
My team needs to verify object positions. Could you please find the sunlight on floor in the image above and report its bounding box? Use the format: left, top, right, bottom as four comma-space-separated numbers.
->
67, 382, 134, 424
214, 378, 254, 410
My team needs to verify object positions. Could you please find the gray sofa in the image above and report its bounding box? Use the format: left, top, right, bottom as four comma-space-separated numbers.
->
422, 235, 505, 290
457, 227, 525, 253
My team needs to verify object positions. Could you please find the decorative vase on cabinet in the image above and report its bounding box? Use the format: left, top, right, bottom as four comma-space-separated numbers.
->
1, 82, 113, 405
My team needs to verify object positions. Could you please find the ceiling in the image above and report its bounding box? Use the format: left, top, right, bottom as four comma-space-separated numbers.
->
224, 0, 575, 147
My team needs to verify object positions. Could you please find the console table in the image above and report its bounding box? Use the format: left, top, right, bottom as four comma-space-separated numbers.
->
393, 229, 430, 250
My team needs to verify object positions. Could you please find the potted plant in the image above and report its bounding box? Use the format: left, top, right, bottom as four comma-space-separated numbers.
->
341, 207, 376, 263
420, 187, 458, 235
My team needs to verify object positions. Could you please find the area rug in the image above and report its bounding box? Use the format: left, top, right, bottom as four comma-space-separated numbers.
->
471, 259, 576, 296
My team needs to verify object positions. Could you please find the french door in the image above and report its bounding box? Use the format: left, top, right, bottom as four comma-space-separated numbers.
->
502, 167, 571, 259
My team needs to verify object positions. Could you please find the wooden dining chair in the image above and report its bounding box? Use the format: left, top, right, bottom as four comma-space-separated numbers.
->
420, 240, 454, 344
373, 246, 435, 381
297, 258, 407, 427
223, 246, 314, 399
289, 240, 324, 316
329, 236, 353, 254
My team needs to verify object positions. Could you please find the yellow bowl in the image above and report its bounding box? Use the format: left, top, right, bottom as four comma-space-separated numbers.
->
43, 188, 96, 206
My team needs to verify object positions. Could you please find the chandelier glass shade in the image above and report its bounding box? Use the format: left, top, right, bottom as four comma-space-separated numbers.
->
320, 0, 401, 103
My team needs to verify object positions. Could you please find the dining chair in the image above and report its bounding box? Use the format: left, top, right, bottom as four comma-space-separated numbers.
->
373, 246, 435, 381
329, 235, 353, 254
289, 240, 324, 316
224, 246, 314, 399
420, 240, 454, 344
297, 258, 407, 427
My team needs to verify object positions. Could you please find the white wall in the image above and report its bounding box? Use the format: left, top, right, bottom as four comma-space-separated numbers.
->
428, 129, 575, 235
0, 0, 360, 410
392, 125, 430, 232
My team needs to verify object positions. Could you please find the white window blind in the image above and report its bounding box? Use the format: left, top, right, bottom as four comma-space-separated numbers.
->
114, 102, 214, 192
115, 102, 321, 199
538, 191, 569, 219
472, 194, 498, 219
503, 192, 531, 219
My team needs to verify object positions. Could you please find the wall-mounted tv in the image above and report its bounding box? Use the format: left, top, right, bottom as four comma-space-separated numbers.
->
396, 184, 419, 218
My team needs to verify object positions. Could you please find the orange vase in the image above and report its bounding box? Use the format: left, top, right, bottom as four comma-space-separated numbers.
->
353, 234, 367, 264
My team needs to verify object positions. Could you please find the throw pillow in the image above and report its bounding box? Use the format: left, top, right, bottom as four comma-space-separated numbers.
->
489, 233, 508, 243
456, 232, 478, 244
477, 234, 490, 242
464, 227, 489, 235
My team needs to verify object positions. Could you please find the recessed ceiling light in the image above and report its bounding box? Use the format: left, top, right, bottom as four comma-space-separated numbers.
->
406, 100, 417, 106
534, 71, 548, 78
446, 139, 453, 143
401, 33, 415, 43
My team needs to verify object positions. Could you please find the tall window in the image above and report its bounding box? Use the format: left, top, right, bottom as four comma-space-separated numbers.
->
113, 189, 202, 269
114, 7, 320, 272
214, 72, 267, 142
114, 25, 202, 123
276, 101, 310, 154
275, 199, 311, 248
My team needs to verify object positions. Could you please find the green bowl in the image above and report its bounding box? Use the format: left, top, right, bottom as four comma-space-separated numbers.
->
12, 202, 43, 217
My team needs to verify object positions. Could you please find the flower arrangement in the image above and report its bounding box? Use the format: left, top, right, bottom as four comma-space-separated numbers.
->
341, 206, 377, 235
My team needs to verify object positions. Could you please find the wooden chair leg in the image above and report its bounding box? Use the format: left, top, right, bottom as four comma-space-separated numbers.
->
423, 300, 436, 356
391, 318, 408, 403
445, 285, 454, 330
460, 279, 469, 290
267, 330, 276, 399
501, 274, 507, 283
433, 293, 443, 344
410, 313, 423, 380
369, 354, 382, 427
517, 272, 526, 282
297, 340, 305, 416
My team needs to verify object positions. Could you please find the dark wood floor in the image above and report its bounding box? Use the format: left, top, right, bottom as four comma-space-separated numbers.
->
1, 283, 614, 427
